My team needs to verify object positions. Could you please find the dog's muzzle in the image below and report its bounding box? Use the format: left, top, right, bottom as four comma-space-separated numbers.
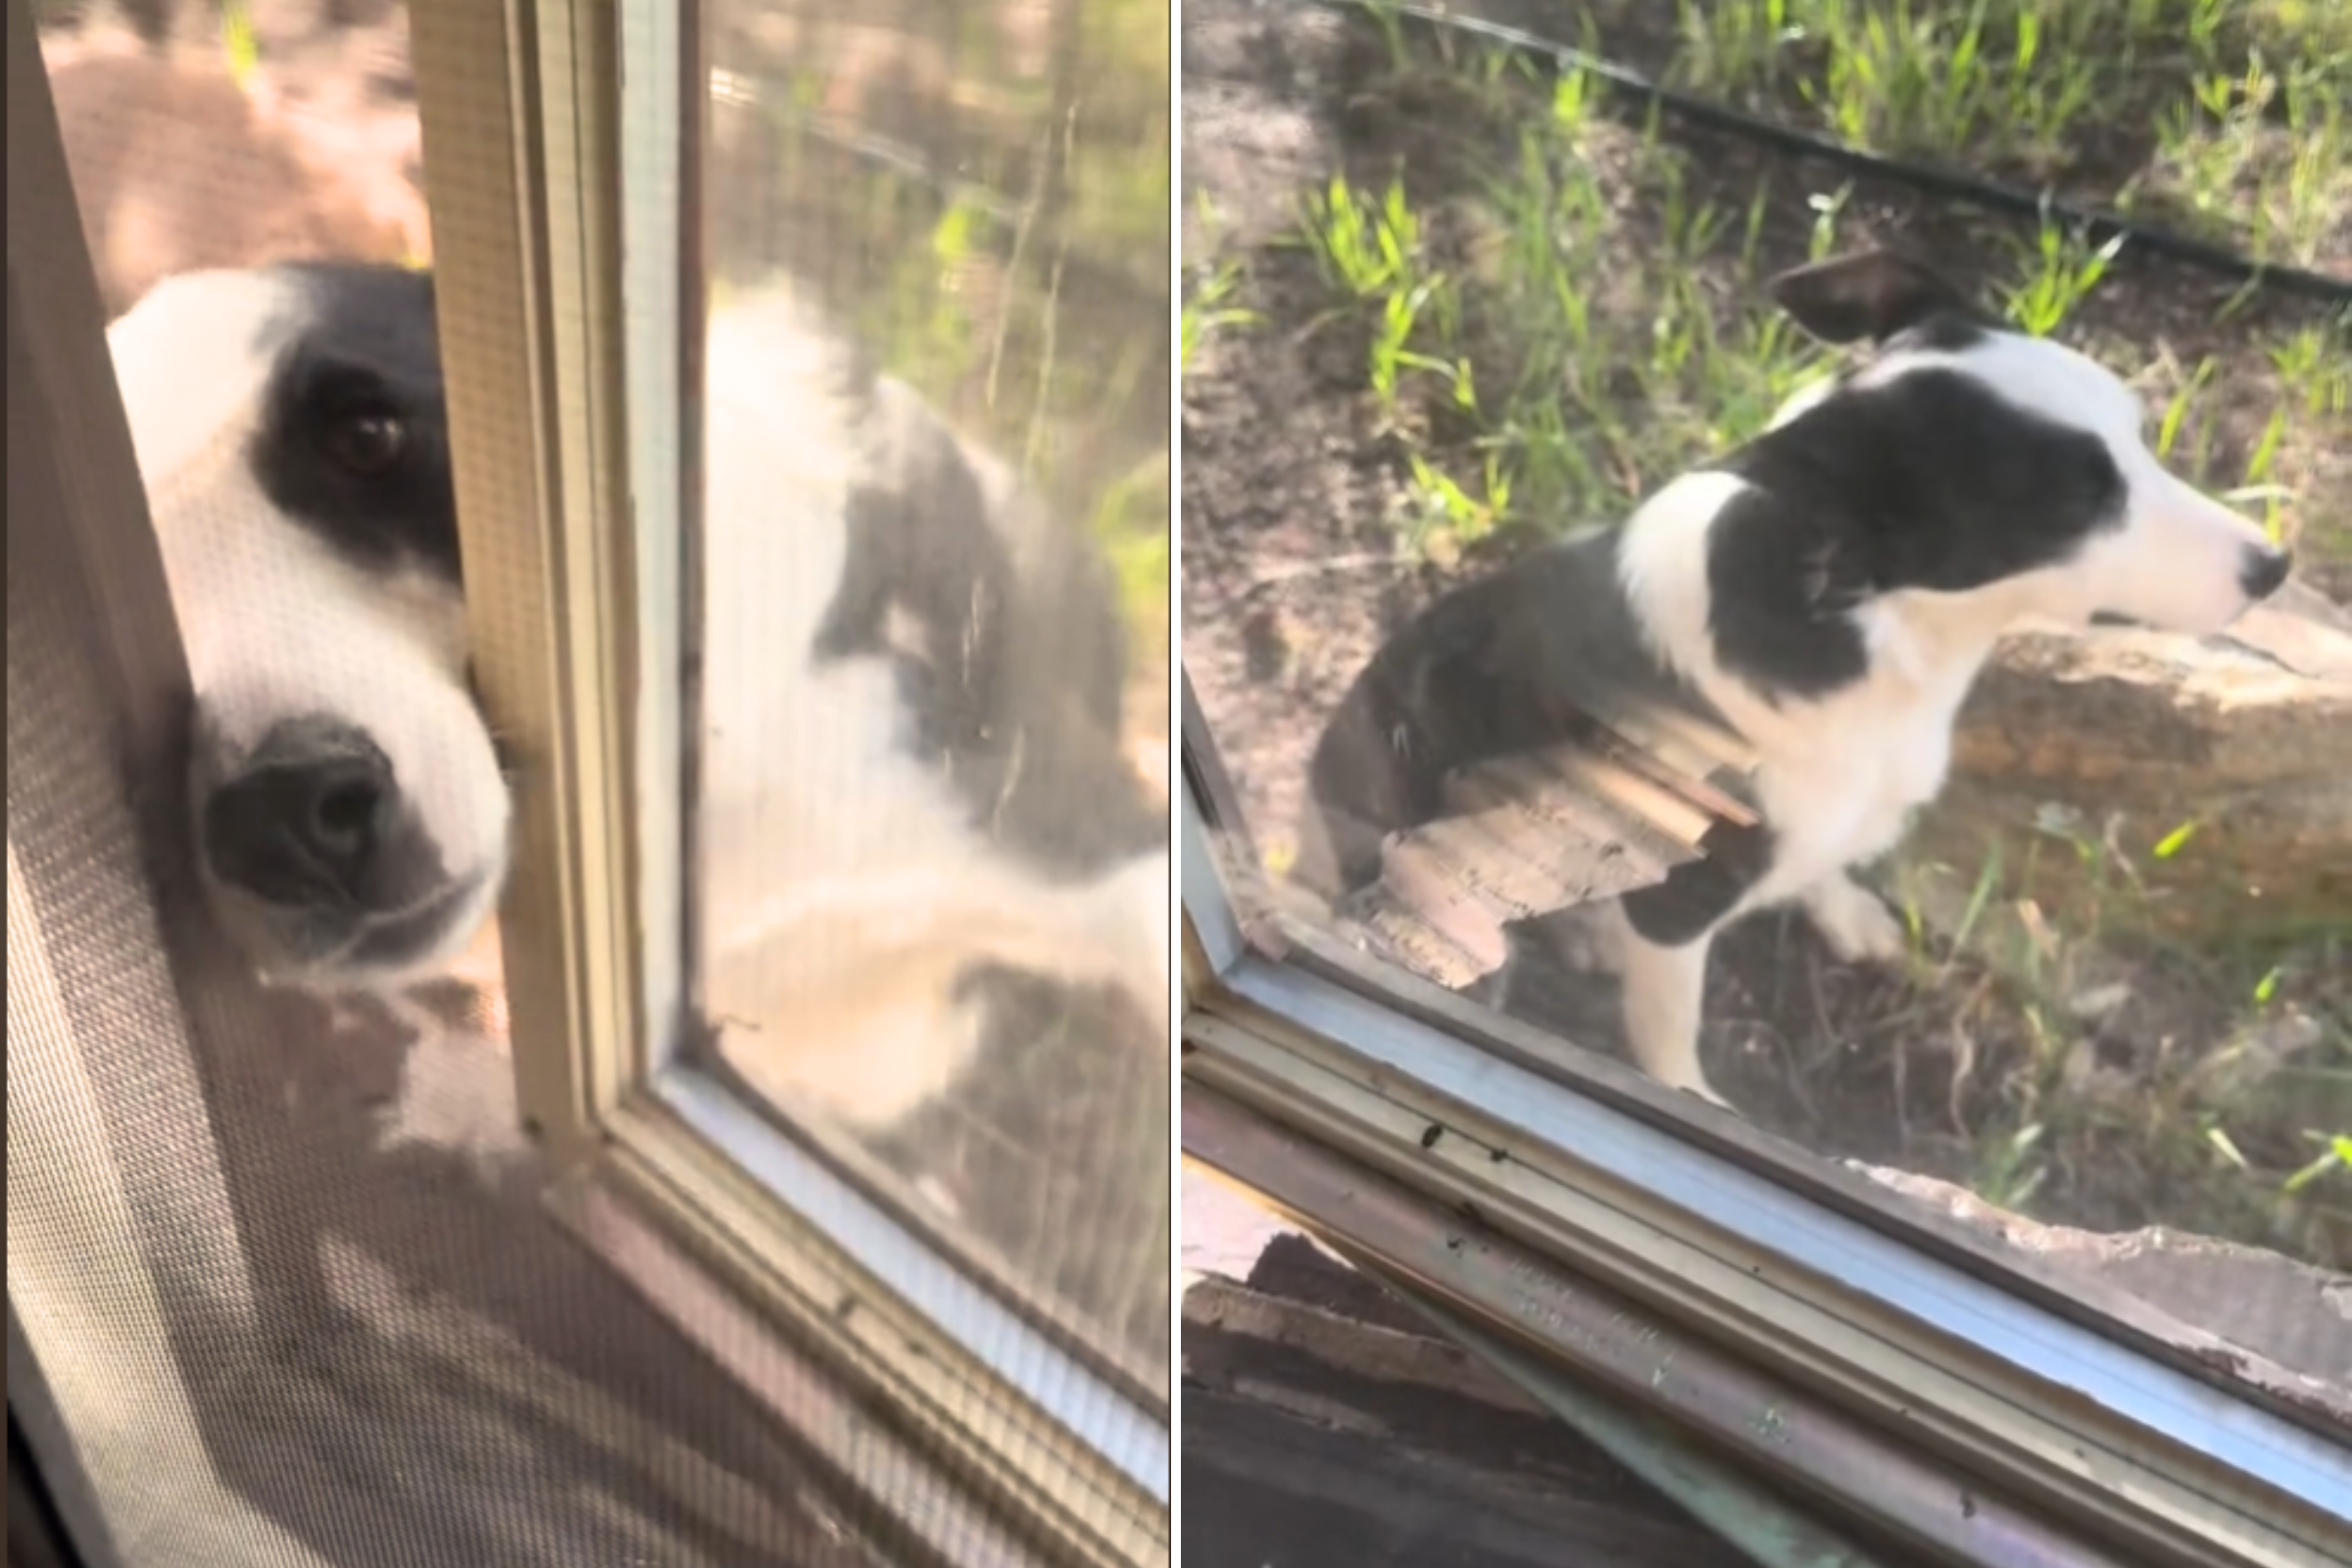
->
200, 715, 477, 975
2095, 544, 2290, 632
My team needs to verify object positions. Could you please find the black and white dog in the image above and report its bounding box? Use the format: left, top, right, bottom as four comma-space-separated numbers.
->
1301, 249, 2292, 1106
108, 262, 1169, 1132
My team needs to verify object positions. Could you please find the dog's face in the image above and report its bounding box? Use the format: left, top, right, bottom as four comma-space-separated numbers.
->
109, 263, 1162, 1049
107, 265, 508, 988
1729, 251, 2289, 678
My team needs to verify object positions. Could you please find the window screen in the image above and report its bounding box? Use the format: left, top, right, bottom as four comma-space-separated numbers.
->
9, 250, 884, 1566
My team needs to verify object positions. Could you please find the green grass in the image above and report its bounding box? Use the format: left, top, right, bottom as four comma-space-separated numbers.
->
1285, 19, 2349, 574
1642, 0, 2352, 269
1886, 822, 2351, 1262
1091, 449, 1175, 664
754, 2, 1171, 655
1253, 9, 2352, 1262
2147, 45, 2351, 266
1181, 256, 1257, 372
1996, 220, 2126, 338
1285, 68, 1843, 559
220, 0, 260, 89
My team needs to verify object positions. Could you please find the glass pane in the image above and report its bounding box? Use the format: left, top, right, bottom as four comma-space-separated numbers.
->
693, 0, 1173, 1394
24, 5, 891, 1563
1180, 0, 2350, 1406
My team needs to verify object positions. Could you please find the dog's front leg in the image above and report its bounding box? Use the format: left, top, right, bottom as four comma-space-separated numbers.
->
1798, 870, 1907, 966
1616, 918, 1724, 1105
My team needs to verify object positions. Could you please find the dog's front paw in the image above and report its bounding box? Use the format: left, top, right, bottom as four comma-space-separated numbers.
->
1804, 875, 1907, 966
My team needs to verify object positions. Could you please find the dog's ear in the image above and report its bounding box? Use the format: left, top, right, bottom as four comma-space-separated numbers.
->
1767, 250, 1974, 345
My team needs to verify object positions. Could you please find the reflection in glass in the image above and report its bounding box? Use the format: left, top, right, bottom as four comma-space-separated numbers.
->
692, 0, 1171, 1391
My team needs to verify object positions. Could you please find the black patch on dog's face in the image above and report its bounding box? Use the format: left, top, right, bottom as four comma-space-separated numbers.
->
816, 438, 1013, 759
813, 409, 1163, 877
248, 265, 462, 584
1700, 485, 1878, 697
1706, 367, 2127, 700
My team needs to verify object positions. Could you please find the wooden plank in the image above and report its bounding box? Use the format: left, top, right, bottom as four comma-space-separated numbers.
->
1441, 776, 1662, 901
1349, 902, 1495, 990
1181, 1262, 1759, 1568
1562, 680, 1758, 797
1456, 756, 1690, 875
1529, 744, 1719, 851
1365, 839, 1514, 977
1410, 813, 1577, 918
1330, 703, 1763, 995
1344, 775, 1703, 992
1578, 715, 1762, 829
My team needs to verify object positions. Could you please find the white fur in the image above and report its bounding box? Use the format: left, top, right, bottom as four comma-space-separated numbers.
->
111, 270, 510, 987
111, 270, 1167, 1131
1606, 327, 2281, 1101
691, 296, 1168, 1127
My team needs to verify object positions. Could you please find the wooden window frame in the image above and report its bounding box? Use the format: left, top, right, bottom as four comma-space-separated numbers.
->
1178, 675, 2352, 1568
406, 2, 1171, 1565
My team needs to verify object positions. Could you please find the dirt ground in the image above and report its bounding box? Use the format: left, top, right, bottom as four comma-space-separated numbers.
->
1181, 0, 2350, 1267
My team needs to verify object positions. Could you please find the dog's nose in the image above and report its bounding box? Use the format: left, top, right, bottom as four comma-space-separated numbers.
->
204, 730, 396, 908
2239, 545, 2292, 602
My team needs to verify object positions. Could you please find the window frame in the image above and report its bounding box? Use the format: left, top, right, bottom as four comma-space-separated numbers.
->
406, 2, 1171, 1565
1177, 673, 2352, 1568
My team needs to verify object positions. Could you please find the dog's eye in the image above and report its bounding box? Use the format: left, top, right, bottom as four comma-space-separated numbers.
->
325, 410, 407, 477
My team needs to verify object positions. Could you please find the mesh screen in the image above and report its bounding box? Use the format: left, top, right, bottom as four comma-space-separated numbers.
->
14, 0, 1169, 1562
8, 239, 887, 1568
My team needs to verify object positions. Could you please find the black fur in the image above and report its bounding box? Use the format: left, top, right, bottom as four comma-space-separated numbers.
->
1620, 817, 1777, 947
248, 265, 462, 584
1699, 484, 1877, 698
1303, 529, 1742, 897
811, 407, 1162, 881
819, 457, 1014, 758
1767, 249, 1990, 348
1704, 368, 2127, 700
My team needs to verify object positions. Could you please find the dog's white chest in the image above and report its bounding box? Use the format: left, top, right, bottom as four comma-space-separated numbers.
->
1755, 697, 1956, 893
